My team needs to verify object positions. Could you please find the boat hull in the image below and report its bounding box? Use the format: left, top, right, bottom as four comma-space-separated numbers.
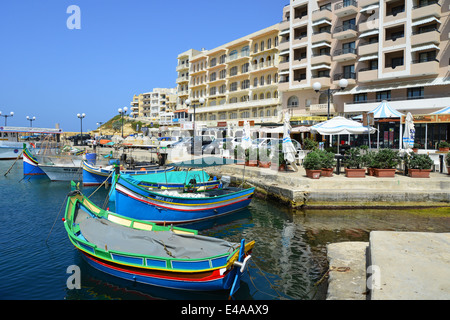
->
0, 145, 23, 160
39, 165, 82, 181
82, 161, 174, 186
115, 178, 255, 224
23, 146, 46, 176
81, 251, 235, 291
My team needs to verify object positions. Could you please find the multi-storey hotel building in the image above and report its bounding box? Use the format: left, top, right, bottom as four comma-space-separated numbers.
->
279, 0, 449, 146
130, 88, 177, 123
175, 25, 282, 130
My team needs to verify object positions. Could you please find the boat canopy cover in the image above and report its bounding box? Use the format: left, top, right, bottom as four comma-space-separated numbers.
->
170, 157, 240, 168
121, 170, 211, 184
76, 208, 238, 259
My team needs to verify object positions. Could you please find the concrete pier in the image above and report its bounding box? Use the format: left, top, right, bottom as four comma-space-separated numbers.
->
326, 231, 450, 300
205, 164, 450, 208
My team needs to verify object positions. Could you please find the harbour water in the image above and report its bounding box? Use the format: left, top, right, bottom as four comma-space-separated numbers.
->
0, 160, 449, 300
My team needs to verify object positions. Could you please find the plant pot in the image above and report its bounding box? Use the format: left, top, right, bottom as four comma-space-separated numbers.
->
320, 168, 334, 177
278, 164, 287, 171
439, 147, 449, 153
258, 161, 271, 168
306, 169, 321, 179
408, 168, 431, 178
246, 160, 258, 167
412, 148, 418, 153
345, 168, 365, 178
367, 168, 375, 176
374, 168, 396, 177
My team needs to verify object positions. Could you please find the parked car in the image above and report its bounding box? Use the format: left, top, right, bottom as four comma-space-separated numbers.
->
188, 136, 215, 155
67, 133, 91, 141
202, 138, 234, 155
158, 136, 182, 148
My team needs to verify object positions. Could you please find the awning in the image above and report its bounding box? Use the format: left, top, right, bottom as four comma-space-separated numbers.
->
359, 29, 379, 38
360, 4, 379, 13
174, 109, 188, 113
411, 44, 440, 52
312, 19, 332, 26
411, 16, 441, 27
311, 41, 331, 48
359, 54, 378, 62
311, 64, 332, 70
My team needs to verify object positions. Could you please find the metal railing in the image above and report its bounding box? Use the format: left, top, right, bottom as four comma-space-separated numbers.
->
333, 47, 356, 56
334, 0, 357, 10
333, 24, 357, 33
334, 72, 356, 80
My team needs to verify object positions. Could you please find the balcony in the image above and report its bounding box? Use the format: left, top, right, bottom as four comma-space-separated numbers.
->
278, 39, 290, 51
410, 59, 439, 76
359, 19, 379, 33
333, 24, 357, 40
311, 31, 331, 43
385, 7, 406, 23
412, 1, 441, 20
176, 63, 189, 72
311, 7, 332, 23
358, 68, 378, 82
333, 48, 357, 62
333, 72, 356, 85
311, 76, 331, 88
278, 60, 290, 71
311, 54, 331, 65
358, 42, 378, 56
292, 57, 308, 68
292, 35, 308, 47
411, 29, 440, 46
310, 103, 335, 114
176, 76, 189, 84
384, 34, 405, 47
334, 0, 358, 17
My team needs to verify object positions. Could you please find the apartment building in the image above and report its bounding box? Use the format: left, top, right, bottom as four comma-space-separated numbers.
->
279, 0, 449, 118
175, 24, 281, 130
129, 88, 177, 123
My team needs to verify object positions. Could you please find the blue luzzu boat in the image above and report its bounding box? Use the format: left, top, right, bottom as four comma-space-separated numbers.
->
64, 189, 254, 294
82, 159, 175, 186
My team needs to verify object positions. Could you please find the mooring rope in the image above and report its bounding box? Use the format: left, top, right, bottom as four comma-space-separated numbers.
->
45, 194, 69, 245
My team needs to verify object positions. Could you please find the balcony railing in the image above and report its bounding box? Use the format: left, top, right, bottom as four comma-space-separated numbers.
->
411, 28, 440, 35
334, 72, 356, 80
412, 58, 439, 64
333, 48, 356, 56
334, 24, 357, 33
334, 0, 357, 10
312, 6, 332, 14
412, 0, 440, 10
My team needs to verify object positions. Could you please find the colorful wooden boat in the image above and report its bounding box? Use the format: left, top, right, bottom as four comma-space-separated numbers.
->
113, 174, 255, 224
64, 189, 254, 294
23, 144, 46, 176
82, 160, 175, 186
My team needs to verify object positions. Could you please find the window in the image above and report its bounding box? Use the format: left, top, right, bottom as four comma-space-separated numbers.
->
210, 72, 216, 82
287, 96, 299, 107
260, 75, 265, 86
266, 109, 271, 117
241, 46, 249, 57
254, 43, 258, 53
210, 58, 217, 67
229, 97, 238, 104
220, 69, 226, 79
407, 87, 424, 99
210, 87, 216, 96
376, 90, 391, 101
260, 41, 265, 51
219, 84, 226, 94
253, 94, 258, 100
343, 65, 355, 78
268, 38, 272, 49
391, 56, 404, 68
369, 60, 378, 70
266, 92, 271, 99
418, 50, 436, 62
342, 41, 355, 54
230, 66, 238, 76
242, 79, 250, 89
220, 54, 226, 64
274, 36, 278, 47
254, 77, 258, 87
260, 93, 265, 99
229, 50, 238, 61
230, 82, 238, 92
353, 93, 367, 103
267, 74, 272, 84
241, 63, 249, 73
343, 18, 356, 30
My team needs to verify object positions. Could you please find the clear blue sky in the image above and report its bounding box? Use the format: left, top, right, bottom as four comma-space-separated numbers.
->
0, 0, 283, 132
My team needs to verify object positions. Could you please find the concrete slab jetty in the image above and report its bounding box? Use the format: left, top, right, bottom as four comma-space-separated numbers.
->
326, 231, 450, 300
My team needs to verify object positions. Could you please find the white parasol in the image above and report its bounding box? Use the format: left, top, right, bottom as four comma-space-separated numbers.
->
241, 120, 252, 150
282, 112, 297, 164
402, 112, 415, 151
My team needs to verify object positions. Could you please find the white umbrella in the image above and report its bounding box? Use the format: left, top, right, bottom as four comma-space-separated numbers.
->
310, 116, 376, 135
402, 112, 415, 151
282, 112, 297, 164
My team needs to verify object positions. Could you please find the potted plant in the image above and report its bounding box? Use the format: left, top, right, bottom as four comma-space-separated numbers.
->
271, 143, 286, 171
317, 149, 336, 177
245, 147, 258, 167
373, 148, 400, 177
303, 150, 322, 179
406, 153, 433, 178
412, 143, 420, 153
343, 147, 365, 178
303, 138, 318, 151
361, 150, 376, 176
257, 147, 271, 168
438, 141, 450, 153
234, 145, 245, 163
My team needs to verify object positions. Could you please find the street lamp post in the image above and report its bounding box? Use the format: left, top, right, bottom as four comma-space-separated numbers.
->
118, 107, 128, 138
26, 116, 36, 127
77, 113, 86, 146
312, 79, 348, 120
0, 111, 14, 126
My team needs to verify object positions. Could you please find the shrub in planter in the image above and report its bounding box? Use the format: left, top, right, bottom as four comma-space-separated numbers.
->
438, 141, 450, 152
271, 143, 286, 170
245, 147, 258, 166
406, 153, 433, 178
303, 138, 318, 151
343, 148, 365, 178
234, 145, 244, 160
303, 150, 322, 179
445, 153, 450, 175
412, 143, 420, 153
317, 149, 336, 177
372, 148, 400, 177
361, 150, 376, 176
257, 147, 271, 168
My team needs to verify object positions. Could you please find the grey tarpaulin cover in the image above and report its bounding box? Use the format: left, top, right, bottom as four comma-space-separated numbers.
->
76, 209, 239, 260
